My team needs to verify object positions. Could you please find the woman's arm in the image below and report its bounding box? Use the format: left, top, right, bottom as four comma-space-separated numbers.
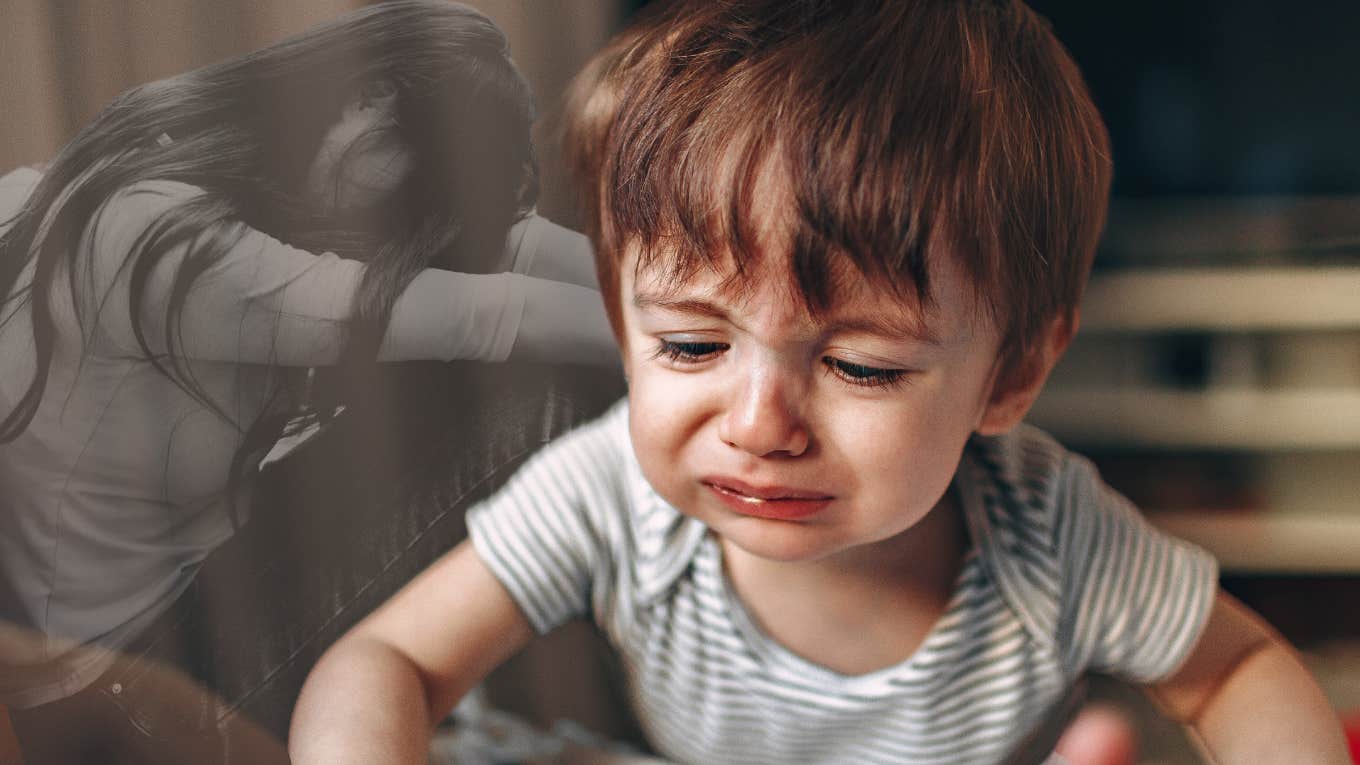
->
81, 181, 616, 368
289, 539, 534, 765
380, 267, 617, 367
507, 275, 618, 366
1148, 591, 1350, 764
506, 214, 600, 290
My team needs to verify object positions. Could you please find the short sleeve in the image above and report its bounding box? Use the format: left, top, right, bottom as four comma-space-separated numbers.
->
1055, 455, 1219, 682
466, 403, 631, 634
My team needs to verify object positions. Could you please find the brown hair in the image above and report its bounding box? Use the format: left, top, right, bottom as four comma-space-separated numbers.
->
564, 0, 1111, 385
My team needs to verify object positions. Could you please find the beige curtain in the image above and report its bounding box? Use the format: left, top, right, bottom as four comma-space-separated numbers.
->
0, 0, 624, 220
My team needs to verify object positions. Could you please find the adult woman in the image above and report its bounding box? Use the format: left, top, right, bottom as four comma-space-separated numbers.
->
0, 2, 614, 761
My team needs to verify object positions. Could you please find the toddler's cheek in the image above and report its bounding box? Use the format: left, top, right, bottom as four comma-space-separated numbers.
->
628, 416, 683, 489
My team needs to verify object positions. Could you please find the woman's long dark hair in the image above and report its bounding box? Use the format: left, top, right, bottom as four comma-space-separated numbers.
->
0, 1, 536, 505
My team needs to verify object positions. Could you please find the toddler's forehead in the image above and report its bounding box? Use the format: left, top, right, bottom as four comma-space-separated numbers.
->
627, 240, 983, 343
631, 152, 973, 310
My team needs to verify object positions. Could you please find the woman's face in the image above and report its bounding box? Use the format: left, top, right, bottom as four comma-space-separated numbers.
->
304, 87, 413, 216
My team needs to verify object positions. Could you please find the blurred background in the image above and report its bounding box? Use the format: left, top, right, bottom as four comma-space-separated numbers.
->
2, 1, 1358, 763
1027, 2, 1360, 761
0, 0, 635, 225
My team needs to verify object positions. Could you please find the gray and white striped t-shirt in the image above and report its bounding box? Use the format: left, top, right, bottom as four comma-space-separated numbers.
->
468, 400, 1217, 764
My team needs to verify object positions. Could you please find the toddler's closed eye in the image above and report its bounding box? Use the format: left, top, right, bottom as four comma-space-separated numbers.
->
653, 339, 727, 364
822, 357, 908, 389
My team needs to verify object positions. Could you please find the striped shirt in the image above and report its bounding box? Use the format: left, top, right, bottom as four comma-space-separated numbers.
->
468, 400, 1217, 764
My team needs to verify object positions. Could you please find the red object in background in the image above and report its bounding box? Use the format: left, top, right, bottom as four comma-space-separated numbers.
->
1344, 709, 1360, 764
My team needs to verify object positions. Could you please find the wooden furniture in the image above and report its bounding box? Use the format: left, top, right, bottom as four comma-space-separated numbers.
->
1030, 265, 1360, 575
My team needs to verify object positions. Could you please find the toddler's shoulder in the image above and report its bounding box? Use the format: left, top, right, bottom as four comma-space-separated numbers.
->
496, 397, 641, 522
962, 423, 1129, 559
529, 397, 705, 600
962, 423, 1087, 518
532, 396, 633, 477
955, 424, 1101, 644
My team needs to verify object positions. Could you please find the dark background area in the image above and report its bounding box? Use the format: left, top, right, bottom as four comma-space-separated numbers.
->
1030, 0, 1360, 198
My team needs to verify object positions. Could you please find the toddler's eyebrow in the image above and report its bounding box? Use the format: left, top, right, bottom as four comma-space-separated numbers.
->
824, 315, 942, 346
632, 291, 941, 346
632, 292, 729, 321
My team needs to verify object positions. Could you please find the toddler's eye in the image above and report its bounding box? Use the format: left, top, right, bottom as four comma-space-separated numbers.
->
823, 357, 908, 389
653, 339, 727, 364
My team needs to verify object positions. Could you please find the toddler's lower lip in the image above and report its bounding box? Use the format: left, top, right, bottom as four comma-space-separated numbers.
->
703, 482, 832, 520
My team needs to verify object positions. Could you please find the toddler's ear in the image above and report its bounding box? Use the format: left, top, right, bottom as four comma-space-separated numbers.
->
975, 312, 1078, 436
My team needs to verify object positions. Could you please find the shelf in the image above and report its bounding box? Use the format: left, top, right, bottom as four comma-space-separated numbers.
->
1079, 266, 1360, 332
1029, 387, 1360, 450
1059, 259, 1360, 577
1150, 511, 1360, 574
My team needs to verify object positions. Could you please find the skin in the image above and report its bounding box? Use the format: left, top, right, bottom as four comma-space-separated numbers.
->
289, 190, 1348, 763
618, 246, 1035, 674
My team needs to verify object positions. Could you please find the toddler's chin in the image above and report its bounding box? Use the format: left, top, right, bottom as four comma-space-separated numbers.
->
711, 515, 848, 565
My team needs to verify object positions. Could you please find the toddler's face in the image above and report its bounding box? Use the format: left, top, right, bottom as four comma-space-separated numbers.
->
619, 244, 1007, 565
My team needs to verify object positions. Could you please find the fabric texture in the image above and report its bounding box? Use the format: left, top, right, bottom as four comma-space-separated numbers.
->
467, 400, 1219, 765
0, 168, 533, 708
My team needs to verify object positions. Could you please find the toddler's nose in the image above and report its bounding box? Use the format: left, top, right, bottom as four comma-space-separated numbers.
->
717, 363, 809, 458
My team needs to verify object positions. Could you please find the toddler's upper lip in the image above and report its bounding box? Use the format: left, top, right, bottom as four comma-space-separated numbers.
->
701, 476, 833, 501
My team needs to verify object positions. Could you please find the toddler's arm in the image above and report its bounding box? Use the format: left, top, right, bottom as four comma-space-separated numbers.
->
289, 540, 533, 765
1148, 590, 1349, 763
